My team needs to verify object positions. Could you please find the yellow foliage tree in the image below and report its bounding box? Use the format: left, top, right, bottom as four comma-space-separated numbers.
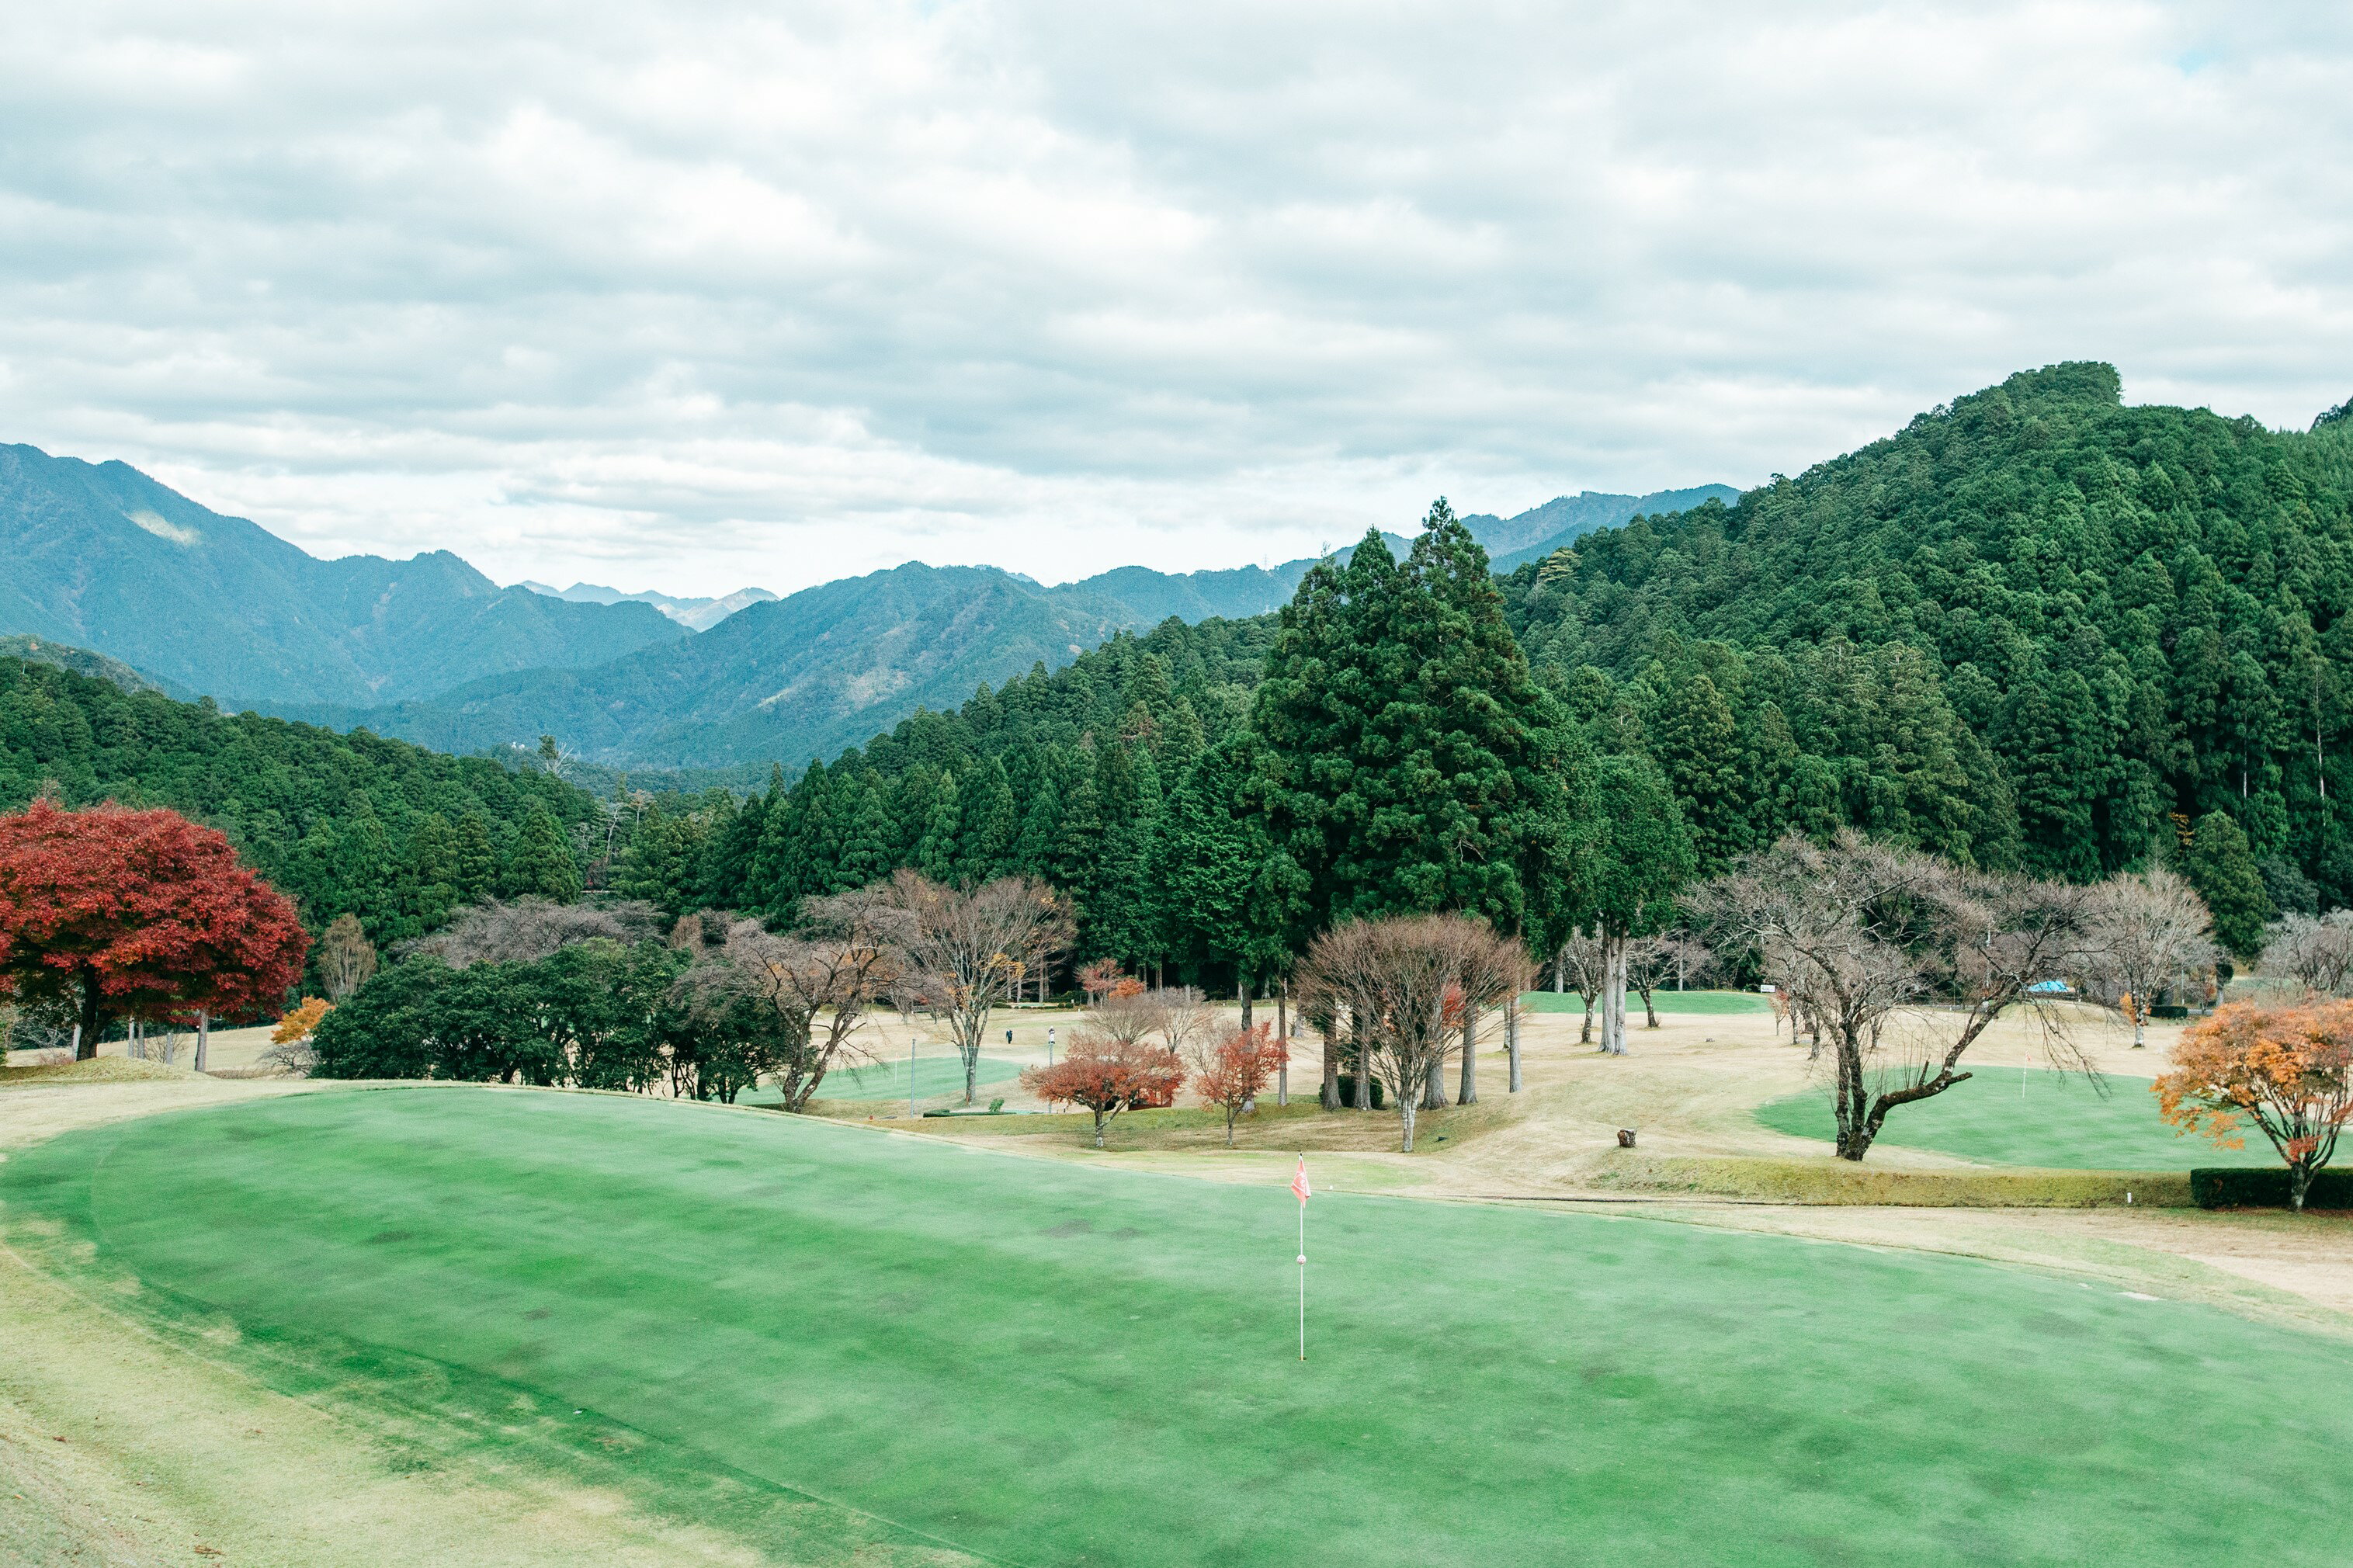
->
272, 997, 331, 1045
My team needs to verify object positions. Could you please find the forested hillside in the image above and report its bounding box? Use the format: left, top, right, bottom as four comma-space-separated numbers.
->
0, 657, 600, 966
607, 364, 2353, 987
1504, 362, 2353, 903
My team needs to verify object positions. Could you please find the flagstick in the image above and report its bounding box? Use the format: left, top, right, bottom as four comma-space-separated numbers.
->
1297, 1192, 1307, 1362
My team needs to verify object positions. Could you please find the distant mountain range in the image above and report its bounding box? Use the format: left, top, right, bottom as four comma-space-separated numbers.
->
0, 444, 685, 706
514, 580, 781, 633
0, 444, 1734, 767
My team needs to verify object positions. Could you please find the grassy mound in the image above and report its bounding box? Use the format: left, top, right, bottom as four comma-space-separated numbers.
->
1757, 1067, 2209, 1171
5, 1087, 2349, 1566
1596, 1153, 2193, 1206
777, 1052, 1023, 1107
1, 1055, 188, 1088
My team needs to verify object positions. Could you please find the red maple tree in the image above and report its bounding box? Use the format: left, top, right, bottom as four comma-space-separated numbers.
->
0, 800, 311, 1060
1019, 1034, 1186, 1148
1192, 1022, 1289, 1147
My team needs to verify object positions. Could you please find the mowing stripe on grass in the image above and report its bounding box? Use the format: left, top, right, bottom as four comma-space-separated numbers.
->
1517, 989, 1772, 1015
5, 1087, 2351, 1566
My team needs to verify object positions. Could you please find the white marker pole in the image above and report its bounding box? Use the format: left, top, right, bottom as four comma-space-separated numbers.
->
1290, 1154, 1312, 1362
910, 1036, 918, 1120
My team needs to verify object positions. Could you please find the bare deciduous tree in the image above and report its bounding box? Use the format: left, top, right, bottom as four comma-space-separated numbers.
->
1692, 831, 2097, 1161
1148, 985, 1219, 1056
695, 893, 903, 1112
2261, 910, 2353, 1001
318, 913, 379, 1001
1296, 914, 1523, 1151
2081, 866, 2219, 1046
881, 871, 1074, 1105
407, 897, 661, 969
1624, 932, 1709, 1030
1552, 929, 1609, 1046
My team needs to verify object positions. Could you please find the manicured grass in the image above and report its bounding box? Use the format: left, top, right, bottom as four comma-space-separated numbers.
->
1518, 987, 1772, 1015
1756, 1068, 2212, 1170
741, 1052, 1022, 1106
7, 1088, 2351, 1566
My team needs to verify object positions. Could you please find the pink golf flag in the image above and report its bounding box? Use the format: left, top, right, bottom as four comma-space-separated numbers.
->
1291, 1157, 1311, 1205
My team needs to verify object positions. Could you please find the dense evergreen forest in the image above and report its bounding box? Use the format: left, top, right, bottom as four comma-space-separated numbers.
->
1505, 363, 2353, 904
12, 362, 2351, 994
0, 657, 600, 977
630, 363, 2353, 981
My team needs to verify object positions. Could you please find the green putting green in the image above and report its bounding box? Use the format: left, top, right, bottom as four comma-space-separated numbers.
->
6, 1087, 2349, 1566
1756, 1068, 2210, 1170
1519, 988, 1772, 1015
740, 1052, 1023, 1105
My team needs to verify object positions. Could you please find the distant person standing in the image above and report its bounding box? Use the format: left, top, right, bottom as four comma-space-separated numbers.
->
1046, 1026, 1056, 1065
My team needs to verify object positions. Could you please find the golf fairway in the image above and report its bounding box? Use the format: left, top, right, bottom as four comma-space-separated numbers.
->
5, 1086, 2349, 1566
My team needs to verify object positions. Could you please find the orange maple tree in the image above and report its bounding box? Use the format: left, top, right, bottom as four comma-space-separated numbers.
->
272, 997, 333, 1045
2156, 999, 2353, 1211
1192, 1022, 1289, 1147
0, 800, 311, 1060
1019, 1034, 1185, 1148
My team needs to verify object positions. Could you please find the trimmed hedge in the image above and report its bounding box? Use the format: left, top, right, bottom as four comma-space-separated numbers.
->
1334, 1074, 1386, 1110
2190, 1167, 2353, 1210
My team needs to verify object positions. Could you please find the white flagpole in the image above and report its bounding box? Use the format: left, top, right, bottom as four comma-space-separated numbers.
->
1294, 1154, 1308, 1362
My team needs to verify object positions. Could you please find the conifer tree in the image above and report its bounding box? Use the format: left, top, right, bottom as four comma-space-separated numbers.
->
918, 771, 962, 884
408, 812, 460, 928
1647, 669, 1745, 872
835, 777, 896, 888
504, 801, 583, 902
2184, 809, 2272, 957
1255, 501, 1584, 950
956, 756, 1019, 883
454, 812, 497, 906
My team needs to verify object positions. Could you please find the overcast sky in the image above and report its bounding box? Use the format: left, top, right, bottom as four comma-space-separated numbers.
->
4, 3, 2348, 598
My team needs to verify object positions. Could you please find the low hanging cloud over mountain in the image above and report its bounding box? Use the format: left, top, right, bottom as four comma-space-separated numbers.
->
3, 2, 2348, 596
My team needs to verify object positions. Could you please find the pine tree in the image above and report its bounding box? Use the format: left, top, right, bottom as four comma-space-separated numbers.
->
1255, 501, 1584, 949
1010, 758, 1064, 882
453, 812, 497, 906
918, 771, 962, 884
1647, 670, 1746, 872
2184, 809, 2272, 957
407, 812, 460, 928
504, 801, 583, 902
956, 757, 1019, 883
835, 776, 896, 887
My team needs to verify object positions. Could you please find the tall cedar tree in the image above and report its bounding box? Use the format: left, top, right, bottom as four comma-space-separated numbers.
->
1253, 501, 1583, 950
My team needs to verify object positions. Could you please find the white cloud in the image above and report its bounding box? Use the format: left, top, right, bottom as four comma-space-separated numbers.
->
1, 0, 2348, 595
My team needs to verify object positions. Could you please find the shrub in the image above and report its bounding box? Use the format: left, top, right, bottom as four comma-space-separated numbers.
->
2190, 1167, 2353, 1209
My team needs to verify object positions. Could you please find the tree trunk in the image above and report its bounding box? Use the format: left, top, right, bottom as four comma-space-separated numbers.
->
1422, 1054, 1445, 1110
1831, 1030, 1874, 1160
1553, 953, 1565, 992
1321, 1023, 1340, 1109
76, 970, 101, 1062
1277, 983, 1289, 1105
1241, 970, 1254, 1033
1601, 939, 1628, 1054
2291, 1157, 2313, 1212
1506, 994, 1522, 1092
1640, 987, 1658, 1029
1398, 1090, 1417, 1153
1580, 990, 1596, 1045
1225, 1105, 1237, 1147
1458, 1003, 1478, 1105
196, 1009, 210, 1074
1093, 1108, 1108, 1149
963, 1045, 978, 1105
